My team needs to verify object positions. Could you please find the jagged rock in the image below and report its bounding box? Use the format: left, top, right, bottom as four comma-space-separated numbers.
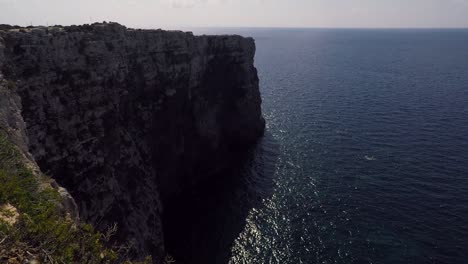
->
0, 22, 264, 261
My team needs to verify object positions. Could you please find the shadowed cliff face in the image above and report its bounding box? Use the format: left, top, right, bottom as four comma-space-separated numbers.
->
0, 23, 264, 261
164, 133, 278, 264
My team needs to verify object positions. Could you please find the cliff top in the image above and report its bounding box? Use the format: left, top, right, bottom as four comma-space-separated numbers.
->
0, 21, 251, 40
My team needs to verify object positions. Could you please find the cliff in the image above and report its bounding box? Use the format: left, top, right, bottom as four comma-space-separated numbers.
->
0, 22, 264, 262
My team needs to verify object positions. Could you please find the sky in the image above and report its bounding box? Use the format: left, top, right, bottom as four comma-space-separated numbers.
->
1, 0, 468, 29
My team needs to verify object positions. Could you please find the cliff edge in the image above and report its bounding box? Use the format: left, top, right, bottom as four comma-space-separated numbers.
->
0, 22, 264, 262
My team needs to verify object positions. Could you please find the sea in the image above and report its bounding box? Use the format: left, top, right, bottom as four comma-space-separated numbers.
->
179, 28, 468, 264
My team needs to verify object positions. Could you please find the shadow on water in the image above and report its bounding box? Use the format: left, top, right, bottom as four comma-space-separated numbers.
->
163, 132, 279, 264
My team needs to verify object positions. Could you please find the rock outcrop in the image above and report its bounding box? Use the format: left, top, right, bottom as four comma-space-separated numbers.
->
0, 71, 80, 224
0, 22, 264, 261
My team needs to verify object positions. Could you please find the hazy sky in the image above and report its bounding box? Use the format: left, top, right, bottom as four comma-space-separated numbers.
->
1, 0, 468, 29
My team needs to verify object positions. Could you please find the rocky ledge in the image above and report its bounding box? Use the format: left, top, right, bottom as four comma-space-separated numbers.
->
0, 22, 264, 262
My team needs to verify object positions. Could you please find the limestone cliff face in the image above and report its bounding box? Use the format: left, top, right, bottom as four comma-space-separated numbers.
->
0, 22, 264, 260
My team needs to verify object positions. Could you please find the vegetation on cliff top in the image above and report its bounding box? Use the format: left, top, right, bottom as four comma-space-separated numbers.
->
0, 131, 151, 264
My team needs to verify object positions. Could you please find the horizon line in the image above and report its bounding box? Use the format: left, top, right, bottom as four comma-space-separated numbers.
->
3, 21, 468, 31
179, 25, 468, 30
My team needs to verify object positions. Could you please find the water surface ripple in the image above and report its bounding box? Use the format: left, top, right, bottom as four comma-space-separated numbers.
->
192, 28, 468, 264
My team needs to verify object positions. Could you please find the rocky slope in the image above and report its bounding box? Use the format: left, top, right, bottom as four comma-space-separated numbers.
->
0, 22, 264, 261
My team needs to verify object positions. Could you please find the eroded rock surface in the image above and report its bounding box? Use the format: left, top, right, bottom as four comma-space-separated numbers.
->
0, 22, 264, 260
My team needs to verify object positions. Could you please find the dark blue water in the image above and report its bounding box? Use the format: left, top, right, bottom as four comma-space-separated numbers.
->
192, 28, 468, 264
